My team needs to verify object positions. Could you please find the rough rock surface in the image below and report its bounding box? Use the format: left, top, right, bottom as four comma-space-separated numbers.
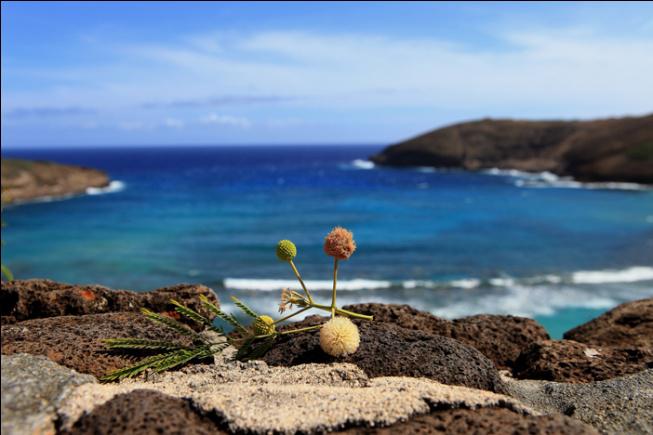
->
503, 369, 653, 435
342, 303, 549, 370
564, 298, 653, 349
1, 312, 197, 378
369, 114, 653, 183
1, 158, 110, 203
61, 389, 229, 435
0, 279, 219, 325
335, 407, 598, 435
57, 351, 534, 434
1, 353, 96, 435
513, 339, 653, 383
263, 315, 507, 393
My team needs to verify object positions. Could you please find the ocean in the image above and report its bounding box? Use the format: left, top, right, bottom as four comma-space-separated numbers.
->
2, 145, 652, 338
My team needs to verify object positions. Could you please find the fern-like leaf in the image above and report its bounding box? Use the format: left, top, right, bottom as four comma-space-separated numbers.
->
152, 347, 208, 373
170, 299, 211, 326
235, 337, 275, 361
230, 296, 258, 319
199, 296, 246, 332
100, 351, 180, 381
103, 338, 183, 351
141, 308, 199, 338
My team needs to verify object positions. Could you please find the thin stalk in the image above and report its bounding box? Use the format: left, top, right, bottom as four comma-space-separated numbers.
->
280, 325, 321, 335
274, 306, 310, 324
311, 303, 373, 321
289, 260, 313, 303
330, 258, 338, 318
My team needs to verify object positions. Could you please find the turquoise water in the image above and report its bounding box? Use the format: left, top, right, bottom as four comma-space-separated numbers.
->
2, 146, 652, 338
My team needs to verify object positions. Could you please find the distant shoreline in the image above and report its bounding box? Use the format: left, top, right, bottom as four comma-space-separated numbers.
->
1, 158, 111, 204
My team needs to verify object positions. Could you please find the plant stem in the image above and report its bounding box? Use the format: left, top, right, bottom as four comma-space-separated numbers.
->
289, 260, 313, 303
279, 325, 321, 335
330, 258, 338, 318
274, 306, 310, 324
310, 303, 373, 320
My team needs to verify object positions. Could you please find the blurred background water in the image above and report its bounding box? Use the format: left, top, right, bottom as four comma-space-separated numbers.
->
2, 145, 652, 337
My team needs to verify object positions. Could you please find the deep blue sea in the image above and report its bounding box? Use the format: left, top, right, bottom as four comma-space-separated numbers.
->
2, 145, 652, 338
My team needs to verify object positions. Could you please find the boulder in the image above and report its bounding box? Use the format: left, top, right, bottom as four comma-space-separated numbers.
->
61, 389, 228, 435
503, 369, 653, 435
1, 353, 96, 435
564, 298, 653, 349
0, 279, 219, 325
1, 312, 198, 378
263, 315, 507, 393
335, 407, 598, 434
343, 303, 549, 370
513, 339, 653, 383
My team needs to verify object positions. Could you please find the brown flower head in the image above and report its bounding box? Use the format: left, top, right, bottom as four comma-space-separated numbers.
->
279, 288, 308, 313
323, 227, 356, 260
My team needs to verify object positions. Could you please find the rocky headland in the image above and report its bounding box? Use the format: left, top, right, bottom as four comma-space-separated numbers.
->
1, 159, 110, 204
1, 279, 652, 434
370, 114, 653, 184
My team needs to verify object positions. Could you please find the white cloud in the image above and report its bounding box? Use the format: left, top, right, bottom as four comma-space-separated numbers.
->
3, 26, 653, 136
200, 113, 251, 128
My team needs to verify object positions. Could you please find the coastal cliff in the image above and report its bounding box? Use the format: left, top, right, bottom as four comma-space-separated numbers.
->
1, 159, 109, 203
370, 114, 653, 183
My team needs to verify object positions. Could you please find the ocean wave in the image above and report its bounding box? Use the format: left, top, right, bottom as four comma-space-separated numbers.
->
483, 168, 650, 191
348, 159, 376, 170
571, 266, 653, 284
224, 266, 653, 292
86, 180, 126, 195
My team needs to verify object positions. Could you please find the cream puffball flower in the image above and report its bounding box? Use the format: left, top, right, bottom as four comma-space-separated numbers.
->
319, 317, 360, 356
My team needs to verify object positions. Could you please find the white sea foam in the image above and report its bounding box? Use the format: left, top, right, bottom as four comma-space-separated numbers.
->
224, 278, 392, 291
350, 159, 376, 170
484, 167, 650, 191
571, 266, 653, 284
86, 180, 126, 195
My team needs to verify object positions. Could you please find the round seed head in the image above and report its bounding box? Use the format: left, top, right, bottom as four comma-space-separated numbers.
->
319, 317, 360, 356
323, 227, 356, 260
276, 240, 297, 262
253, 315, 276, 335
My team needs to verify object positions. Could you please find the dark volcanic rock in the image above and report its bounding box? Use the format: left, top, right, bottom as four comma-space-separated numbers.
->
513, 339, 653, 383
369, 114, 653, 183
341, 303, 453, 335
263, 316, 507, 393
1, 158, 110, 203
564, 298, 653, 349
342, 303, 549, 370
0, 279, 219, 325
336, 407, 598, 435
62, 389, 228, 435
451, 314, 550, 371
1, 312, 198, 378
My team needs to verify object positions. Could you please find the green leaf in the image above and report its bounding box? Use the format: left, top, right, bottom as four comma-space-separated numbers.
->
170, 299, 211, 326
140, 308, 199, 338
199, 294, 221, 315
100, 352, 179, 381
103, 338, 183, 351
230, 296, 258, 319
1, 264, 13, 282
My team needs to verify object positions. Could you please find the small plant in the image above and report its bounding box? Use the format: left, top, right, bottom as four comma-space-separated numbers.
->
102, 227, 372, 381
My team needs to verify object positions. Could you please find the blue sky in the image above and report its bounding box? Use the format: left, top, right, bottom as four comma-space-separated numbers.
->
2, 1, 653, 148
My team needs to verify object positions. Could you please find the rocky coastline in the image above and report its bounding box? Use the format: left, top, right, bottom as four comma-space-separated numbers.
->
1, 159, 110, 204
1, 279, 651, 434
370, 114, 653, 184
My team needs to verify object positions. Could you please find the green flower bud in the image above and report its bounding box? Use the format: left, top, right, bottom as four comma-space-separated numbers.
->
276, 240, 297, 262
253, 315, 276, 335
